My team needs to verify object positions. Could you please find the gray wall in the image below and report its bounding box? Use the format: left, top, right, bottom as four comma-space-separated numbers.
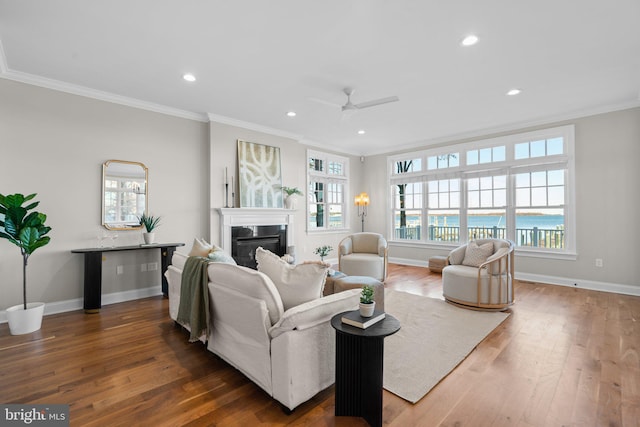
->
364, 107, 640, 292
0, 79, 209, 312
207, 121, 364, 262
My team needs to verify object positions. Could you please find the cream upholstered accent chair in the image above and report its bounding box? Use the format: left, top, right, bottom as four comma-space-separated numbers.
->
338, 232, 388, 281
442, 239, 515, 311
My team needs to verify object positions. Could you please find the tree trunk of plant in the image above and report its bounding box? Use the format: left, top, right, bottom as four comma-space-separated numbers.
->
399, 184, 407, 227
22, 252, 29, 310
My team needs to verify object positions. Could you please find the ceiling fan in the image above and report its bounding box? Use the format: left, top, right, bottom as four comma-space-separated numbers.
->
311, 87, 399, 113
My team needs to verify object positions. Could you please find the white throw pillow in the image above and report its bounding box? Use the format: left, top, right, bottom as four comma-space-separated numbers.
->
255, 247, 328, 311
189, 237, 212, 257
208, 246, 237, 264
462, 241, 494, 267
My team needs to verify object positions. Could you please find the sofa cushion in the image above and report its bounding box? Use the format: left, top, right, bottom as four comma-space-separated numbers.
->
338, 253, 386, 282
350, 232, 385, 254
208, 262, 284, 325
189, 237, 212, 257
269, 289, 360, 338
171, 251, 189, 271
208, 246, 237, 264
462, 241, 494, 267
256, 247, 328, 311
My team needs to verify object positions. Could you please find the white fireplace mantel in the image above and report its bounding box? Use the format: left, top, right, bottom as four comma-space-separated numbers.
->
217, 208, 295, 253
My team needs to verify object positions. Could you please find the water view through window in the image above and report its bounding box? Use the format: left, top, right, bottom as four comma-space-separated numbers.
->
394, 212, 564, 248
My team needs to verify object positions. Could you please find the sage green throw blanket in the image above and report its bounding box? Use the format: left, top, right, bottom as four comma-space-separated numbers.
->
177, 256, 212, 342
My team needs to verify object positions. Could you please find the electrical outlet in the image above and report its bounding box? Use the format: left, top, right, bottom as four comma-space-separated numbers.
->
595, 258, 603, 267
148, 262, 158, 271
116, 265, 124, 275
141, 263, 148, 272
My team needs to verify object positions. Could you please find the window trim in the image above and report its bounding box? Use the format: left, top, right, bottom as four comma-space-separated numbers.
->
387, 125, 576, 257
307, 149, 350, 233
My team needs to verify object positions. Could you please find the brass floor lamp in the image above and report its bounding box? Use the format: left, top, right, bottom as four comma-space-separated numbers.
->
355, 192, 369, 232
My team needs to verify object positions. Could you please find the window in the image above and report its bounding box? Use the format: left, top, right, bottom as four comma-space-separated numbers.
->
427, 152, 459, 170
467, 175, 507, 240
307, 150, 349, 231
393, 181, 422, 240
427, 179, 460, 242
515, 169, 565, 248
467, 145, 506, 165
388, 125, 575, 255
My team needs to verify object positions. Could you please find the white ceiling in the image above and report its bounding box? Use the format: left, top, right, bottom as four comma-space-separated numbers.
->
1, 1, 639, 155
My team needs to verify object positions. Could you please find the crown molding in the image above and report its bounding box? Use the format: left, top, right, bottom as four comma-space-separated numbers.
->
0, 69, 209, 122
206, 112, 302, 141
0, 41, 208, 123
299, 138, 361, 156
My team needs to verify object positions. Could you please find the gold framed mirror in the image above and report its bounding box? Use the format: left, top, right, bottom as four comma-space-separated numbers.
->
102, 160, 148, 230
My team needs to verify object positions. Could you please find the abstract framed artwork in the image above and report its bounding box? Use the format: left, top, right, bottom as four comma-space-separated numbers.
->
237, 140, 283, 208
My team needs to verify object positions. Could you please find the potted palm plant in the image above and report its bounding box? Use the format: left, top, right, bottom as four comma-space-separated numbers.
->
0, 193, 52, 335
281, 186, 303, 209
138, 212, 161, 244
359, 285, 376, 317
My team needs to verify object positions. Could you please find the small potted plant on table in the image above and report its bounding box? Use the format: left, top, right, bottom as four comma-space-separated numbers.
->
139, 212, 161, 244
359, 285, 376, 317
314, 245, 333, 262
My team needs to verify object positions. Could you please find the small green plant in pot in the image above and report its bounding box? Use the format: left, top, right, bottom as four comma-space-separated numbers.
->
0, 193, 52, 335
281, 186, 303, 209
359, 284, 376, 317
314, 245, 333, 262
138, 212, 161, 244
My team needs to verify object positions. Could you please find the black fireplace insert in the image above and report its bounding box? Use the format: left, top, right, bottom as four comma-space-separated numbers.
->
231, 225, 286, 269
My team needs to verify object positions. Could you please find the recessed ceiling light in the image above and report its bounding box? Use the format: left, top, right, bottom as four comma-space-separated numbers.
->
461, 35, 479, 46
357, 130, 366, 135
506, 88, 521, 96
286, 111, 297, 117
182, 73, 196, 82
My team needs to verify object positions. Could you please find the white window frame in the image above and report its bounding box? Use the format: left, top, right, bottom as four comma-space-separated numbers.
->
387, 125, 576, 259
307, 149, 350, 233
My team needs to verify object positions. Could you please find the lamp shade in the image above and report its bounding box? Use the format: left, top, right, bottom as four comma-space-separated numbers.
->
354, 192, 370, 206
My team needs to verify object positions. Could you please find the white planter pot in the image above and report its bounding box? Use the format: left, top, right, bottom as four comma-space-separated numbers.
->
284, 196, 297, 210
143, 232, 155, 244
359, 301, 376, 318
6, 302, 45, 335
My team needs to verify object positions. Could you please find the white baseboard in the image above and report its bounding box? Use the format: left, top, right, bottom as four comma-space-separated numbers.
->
0, 286, 163, 324
515, 272, 640, 297
389, 256, 429, 268
389, 256, 640, 297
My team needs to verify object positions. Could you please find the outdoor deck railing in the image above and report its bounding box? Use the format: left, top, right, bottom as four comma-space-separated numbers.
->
394, 225, 564, 248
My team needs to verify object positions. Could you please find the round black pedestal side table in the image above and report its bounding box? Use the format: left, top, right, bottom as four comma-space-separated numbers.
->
331, 311, 400, 427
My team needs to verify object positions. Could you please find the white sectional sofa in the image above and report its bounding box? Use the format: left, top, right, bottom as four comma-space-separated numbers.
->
165, 249, 360, 411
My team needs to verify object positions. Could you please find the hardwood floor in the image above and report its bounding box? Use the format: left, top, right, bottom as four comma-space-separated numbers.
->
1, 264, 639, 426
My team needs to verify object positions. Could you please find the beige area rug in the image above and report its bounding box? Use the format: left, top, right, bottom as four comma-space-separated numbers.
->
383, 289, 510, 403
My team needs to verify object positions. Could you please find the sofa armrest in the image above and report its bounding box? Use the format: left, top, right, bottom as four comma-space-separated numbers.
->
447, 245, 467, 265
268, 289, 360, 338
481, 246, 511, 275
339, 237, 353, 256
377, 236, 388, 257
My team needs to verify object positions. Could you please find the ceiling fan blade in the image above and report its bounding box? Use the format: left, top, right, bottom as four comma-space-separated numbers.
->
308, 97, 342, 108
354, 96, 399, 109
